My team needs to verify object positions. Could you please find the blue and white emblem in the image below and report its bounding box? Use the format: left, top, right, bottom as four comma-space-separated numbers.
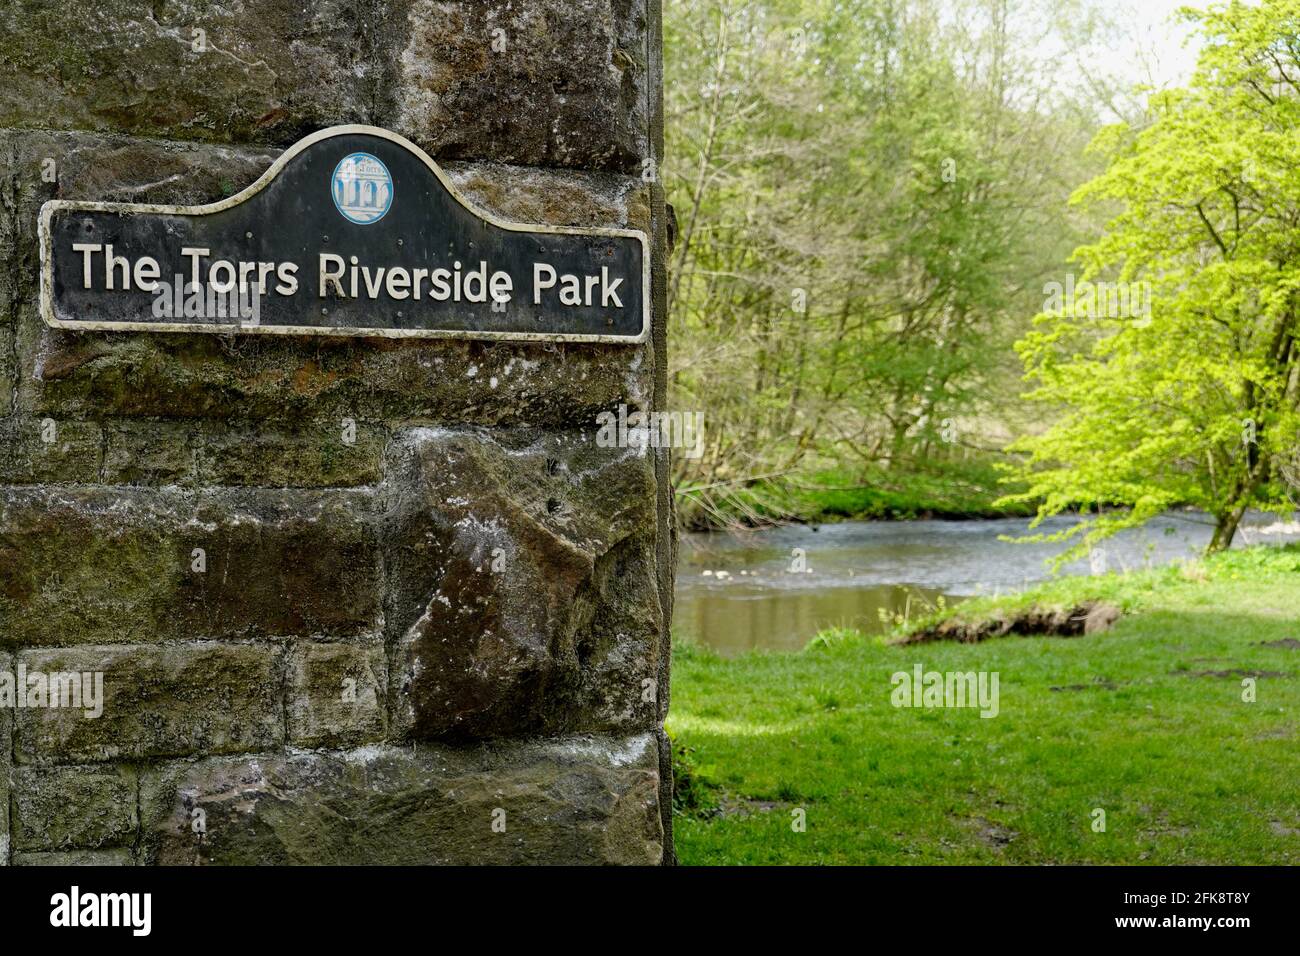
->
331, 152, 393, 224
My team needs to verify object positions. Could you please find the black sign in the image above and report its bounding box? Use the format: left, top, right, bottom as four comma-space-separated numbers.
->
39, 126, 649, 342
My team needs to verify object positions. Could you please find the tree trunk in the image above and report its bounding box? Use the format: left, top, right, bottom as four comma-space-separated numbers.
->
1207, 503, 1247, 554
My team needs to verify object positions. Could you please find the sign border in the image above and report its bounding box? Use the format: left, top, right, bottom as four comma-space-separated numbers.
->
38, 124, 652, 344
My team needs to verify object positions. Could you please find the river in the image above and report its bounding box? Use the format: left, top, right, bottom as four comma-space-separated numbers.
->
673, 512, 1300, 656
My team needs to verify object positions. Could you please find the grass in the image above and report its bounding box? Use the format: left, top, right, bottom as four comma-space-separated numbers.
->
668, 544, 1300, 864
678, 459, 1036, 530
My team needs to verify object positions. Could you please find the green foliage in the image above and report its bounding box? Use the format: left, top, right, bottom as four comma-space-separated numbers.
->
670, 733, 723, 818
1002, 0, 1300, 560
803, 626, 863, 652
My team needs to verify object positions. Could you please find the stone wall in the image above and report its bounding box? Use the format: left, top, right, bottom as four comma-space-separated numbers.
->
0, 0, 674, 865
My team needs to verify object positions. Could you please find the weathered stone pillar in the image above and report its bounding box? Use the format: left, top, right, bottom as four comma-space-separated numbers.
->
0, 0, 673, 865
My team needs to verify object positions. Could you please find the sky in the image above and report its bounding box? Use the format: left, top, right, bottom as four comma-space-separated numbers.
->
1105, 0, 1205, 89
1020, 0, 1211, 119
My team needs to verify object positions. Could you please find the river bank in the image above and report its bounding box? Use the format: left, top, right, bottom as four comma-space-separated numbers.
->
676, 461, 1035, 531
668, 544, 1300, 864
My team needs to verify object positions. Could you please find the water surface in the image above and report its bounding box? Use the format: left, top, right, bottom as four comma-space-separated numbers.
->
673, 513, 1300, 656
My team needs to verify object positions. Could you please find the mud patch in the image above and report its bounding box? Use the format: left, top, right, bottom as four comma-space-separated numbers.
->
954, 815, 1018, 851
1177, 668, 1286, 679
1258, 638, 1300, 650
899, 601, 1121, 645
1254, 724, 1295, 740
716, 797, 794, 819
1050, 678, 1120, 692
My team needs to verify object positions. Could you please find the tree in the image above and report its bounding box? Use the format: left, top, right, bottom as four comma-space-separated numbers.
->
1001, 0, 1300, 558
665, 0, 1101, 527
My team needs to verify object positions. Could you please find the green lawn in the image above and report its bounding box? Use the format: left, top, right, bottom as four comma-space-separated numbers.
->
668, 545, 1300, 864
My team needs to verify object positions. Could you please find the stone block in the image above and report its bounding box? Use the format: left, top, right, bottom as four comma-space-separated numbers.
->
383, 427, 662, 740
141, 734, 663, 865
0, 0, 376, 147
287, 640, 387, 749
101, 420, 197, 486
14, 849, 133, 866
11, 765, 137, 850
194, 421, 384, 488
0, 326, 12, 418
0, 487, 381, 648
385, 0, 650, 171
14, 643, 284, 764
0, 417, 102, 485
